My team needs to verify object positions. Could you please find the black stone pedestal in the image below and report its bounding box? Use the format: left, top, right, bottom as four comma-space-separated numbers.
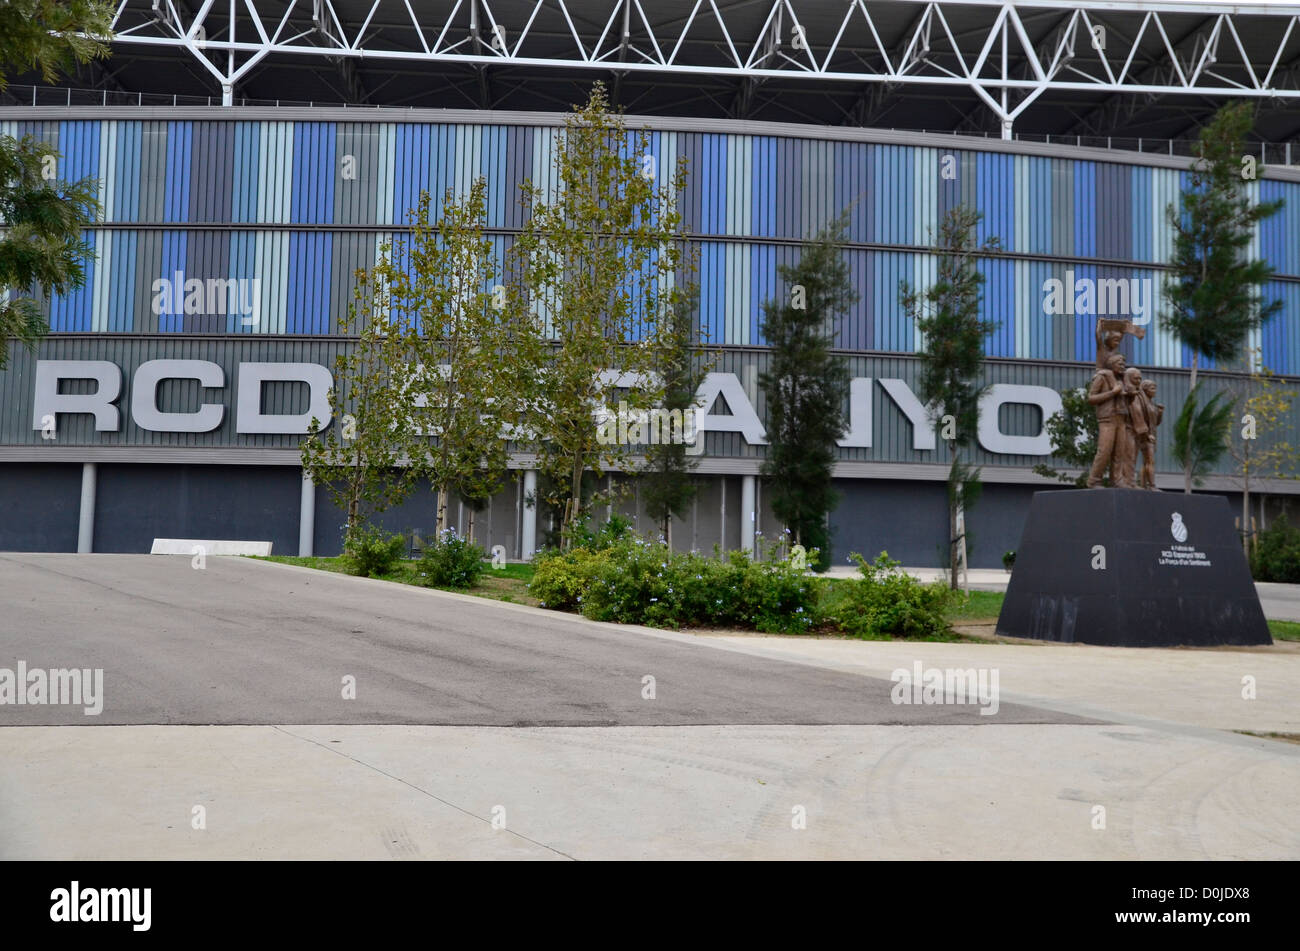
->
996, 489, 1272, 647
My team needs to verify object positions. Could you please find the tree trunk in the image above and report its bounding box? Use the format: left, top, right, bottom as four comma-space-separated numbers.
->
564, 455, 584, 547
467, 507, 476, 545
948, 452, 959, 591
1242, 473, 1250, 559
1184, 353, 1199, 494
346, 470, 364, 544
436, 487, 448, 536
949, 499, 959, 592
664, 517, 672, 550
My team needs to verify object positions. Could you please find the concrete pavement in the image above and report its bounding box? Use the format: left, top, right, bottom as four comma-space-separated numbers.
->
694, 634, 1300, 734
1, 552, 1297, 860
2, 723, 1295, 860
1255, 582, 1300, 623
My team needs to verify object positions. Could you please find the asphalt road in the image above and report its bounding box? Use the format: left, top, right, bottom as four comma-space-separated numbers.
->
0, 554, 1086, 727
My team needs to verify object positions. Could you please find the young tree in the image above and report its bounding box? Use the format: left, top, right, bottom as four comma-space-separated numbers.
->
1032, 388, 1101, 487
901, 206, 1000, 590
1163, 101, 1284, 493
0, 0, 113, 86
1171, 384, 1234, 491
0, 137, 100, 369
0, 0, 112, 368
380, 180, 543, 538
1225, 350, 1300, 555
514, 83, 688, 545
641, 291, 711, 549
300, 271, 422, 547
758, 212, 856, 571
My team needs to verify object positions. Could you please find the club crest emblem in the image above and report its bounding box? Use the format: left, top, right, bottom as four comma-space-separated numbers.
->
1170, 512, 1188, 543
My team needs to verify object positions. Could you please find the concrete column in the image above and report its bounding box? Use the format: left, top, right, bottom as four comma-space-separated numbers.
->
77, 462, 97, 553
521, 469, 538, 559
299, 469, 315, 557
720, 477, 727, 552
741, 474, 756, 557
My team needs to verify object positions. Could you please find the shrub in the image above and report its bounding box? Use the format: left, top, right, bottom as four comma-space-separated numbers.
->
417, 529, 486, 589
721, 549, 822, 633
826, 552, 955, 639
1252, 516, 1300, 583
565, 513, 634, 552
342, 524, 406, 577
532, 535, 822, 633
528, 546, 612, 611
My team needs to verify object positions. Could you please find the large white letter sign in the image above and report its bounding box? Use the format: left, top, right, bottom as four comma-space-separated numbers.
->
32, 360, 122, 432
836, 378, 872, 448
878, 379, 936, 451
236, 363, 333, 434
132, 360, 225, 433
692, 373, 767, 445
977, 384, 1063, 456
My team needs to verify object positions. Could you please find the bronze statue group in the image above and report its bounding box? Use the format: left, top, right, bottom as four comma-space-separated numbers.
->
1087, 319, 1165, 489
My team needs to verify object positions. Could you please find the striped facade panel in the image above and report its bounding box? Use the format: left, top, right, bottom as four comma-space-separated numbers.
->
800, 138, 836, 239
747, 243, 775, 348
750, 136, 777, 238
1094, 162, 1132, 261
1261, 179, 1300, 288
1015, 155, 1053, 256
975, 152, 1013, 252
1049, 158, 1073, 257
873, 251, 912, 353
838, 247, 870, 352
1073, 161, 1097, 260
774, 136, 804, 240
872, 144, 915, 246
697, 242, 726, 346
190, 122, 236, 222
911, 147, 937, 247
12, 116, 1297, 374
835, 140, 870, 242
332, 123, 380, 227
49, 122, 100, 331
1265, 280, 1298, 375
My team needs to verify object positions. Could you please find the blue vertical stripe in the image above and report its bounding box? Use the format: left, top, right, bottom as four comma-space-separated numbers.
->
1073, 162, 1096, 259
48, 122, 100, 331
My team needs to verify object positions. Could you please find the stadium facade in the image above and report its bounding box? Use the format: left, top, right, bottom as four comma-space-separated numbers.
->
2, 1, 1300, 567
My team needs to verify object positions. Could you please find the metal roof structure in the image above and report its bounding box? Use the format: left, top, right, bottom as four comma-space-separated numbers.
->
38, 0, 1299, 141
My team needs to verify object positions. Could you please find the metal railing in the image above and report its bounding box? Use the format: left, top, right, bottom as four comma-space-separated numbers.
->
3, 84, 1298, 167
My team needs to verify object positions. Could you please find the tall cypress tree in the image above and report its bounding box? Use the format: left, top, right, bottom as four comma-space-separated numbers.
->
758, 211, 856, 572
1164, 101, 1283, 493
901, 206, 999, 590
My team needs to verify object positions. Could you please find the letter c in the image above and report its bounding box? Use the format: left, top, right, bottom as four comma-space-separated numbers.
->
131, 360, 225, 432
